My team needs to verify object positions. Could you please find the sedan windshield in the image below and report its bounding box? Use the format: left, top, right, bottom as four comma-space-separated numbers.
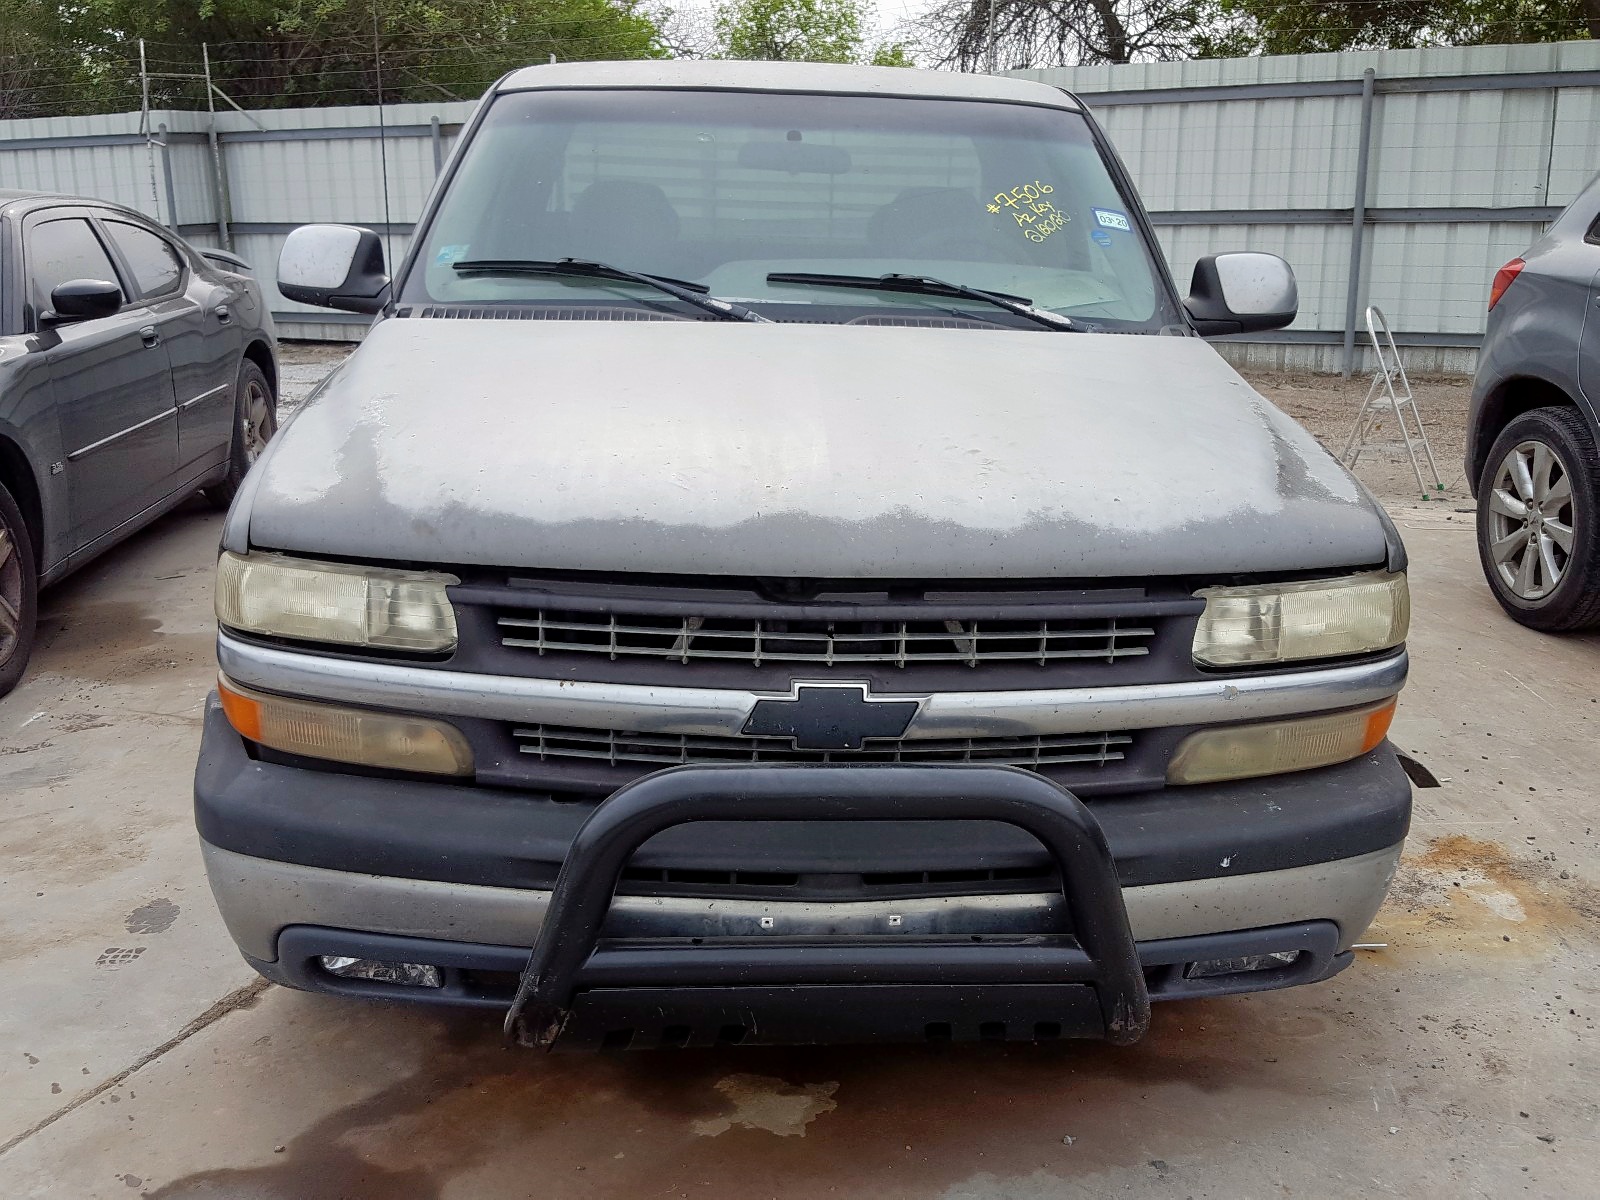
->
404, 88, 1179, 331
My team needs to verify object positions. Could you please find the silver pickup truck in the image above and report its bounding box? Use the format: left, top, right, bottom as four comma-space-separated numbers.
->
195, 61, 1412, 1049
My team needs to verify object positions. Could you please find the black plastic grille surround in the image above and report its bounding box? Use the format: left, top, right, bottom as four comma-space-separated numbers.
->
436, 575, 1205, 804
444, 575, 1206, 693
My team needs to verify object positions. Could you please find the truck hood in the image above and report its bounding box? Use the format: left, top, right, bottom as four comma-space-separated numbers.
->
246, 318, 1391, 579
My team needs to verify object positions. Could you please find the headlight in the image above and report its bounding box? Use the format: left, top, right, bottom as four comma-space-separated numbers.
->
216, 551, 458, 652
1192, 571, 1408, 667
218, 675, 473, 776
1167, 699, 1395, 785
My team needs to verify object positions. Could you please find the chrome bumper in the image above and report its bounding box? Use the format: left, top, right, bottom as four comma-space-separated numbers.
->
215, 631, 1408, 739
202, 840, 1403, 964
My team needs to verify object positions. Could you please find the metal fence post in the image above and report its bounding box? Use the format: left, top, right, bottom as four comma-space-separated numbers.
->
430, 115, 443, 175
139, 40, 163, 222
157, 123, 179, 232
1341, 67, 1377, 378
203, 44, 233, 250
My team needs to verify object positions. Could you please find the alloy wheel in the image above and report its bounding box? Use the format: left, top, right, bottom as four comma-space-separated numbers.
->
241, 378, 275, 464
1486, 439, 1576, 601
0, 521, 21, 665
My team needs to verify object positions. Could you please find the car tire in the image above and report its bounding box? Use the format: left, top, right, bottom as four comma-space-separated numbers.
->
0, 480, 40, 699
1475, 405, 1600, 631
203, 358, 277, 511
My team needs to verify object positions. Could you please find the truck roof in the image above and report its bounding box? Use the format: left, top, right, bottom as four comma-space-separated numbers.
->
495, 60, 1081, 111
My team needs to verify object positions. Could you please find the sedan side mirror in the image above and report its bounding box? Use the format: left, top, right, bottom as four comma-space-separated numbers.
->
1185, 252, 1297, 336
45, 278, 123, 324
277, 224, 389, 314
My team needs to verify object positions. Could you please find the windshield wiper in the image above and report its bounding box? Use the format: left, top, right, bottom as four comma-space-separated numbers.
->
766, 272, 1076, 331
452, 258, 769, 322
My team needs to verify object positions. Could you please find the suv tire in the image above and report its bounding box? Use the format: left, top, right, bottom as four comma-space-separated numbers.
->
204, 358, 277, 511
0, 479, 39, 698
1476, 405, 1600, 631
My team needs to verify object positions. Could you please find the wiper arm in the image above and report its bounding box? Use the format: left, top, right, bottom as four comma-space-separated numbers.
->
766, 272, 1075, 331
452, 258, 769, 322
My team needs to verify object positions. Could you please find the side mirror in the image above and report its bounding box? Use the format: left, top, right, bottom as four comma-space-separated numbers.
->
45, 278, 123, 324
277, 224, 389, 314
1185, 252, 1297, 336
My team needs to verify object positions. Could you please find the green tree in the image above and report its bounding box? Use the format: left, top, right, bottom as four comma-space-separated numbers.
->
1221, 0, 1597, 53
713, 0, 908, 64
0, 0, 116, 118
2, 0, 668, 118
918, 0, 1249, 71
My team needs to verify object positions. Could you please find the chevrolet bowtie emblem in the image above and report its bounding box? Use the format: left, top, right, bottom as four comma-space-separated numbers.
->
742, 684, 921, 751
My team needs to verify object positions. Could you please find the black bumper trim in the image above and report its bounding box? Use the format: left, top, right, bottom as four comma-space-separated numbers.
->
194, 699, 1413, 893
257, 920, 1347, 1048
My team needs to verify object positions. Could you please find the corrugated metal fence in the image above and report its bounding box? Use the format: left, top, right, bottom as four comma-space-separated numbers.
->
1019, 40, 1600, 373
0, 100, 476, 341
3, 41, 1598, 370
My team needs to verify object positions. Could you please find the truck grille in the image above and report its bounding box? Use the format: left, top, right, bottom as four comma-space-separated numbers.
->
511, 725, 1133, 769
497, 610, 1154, 668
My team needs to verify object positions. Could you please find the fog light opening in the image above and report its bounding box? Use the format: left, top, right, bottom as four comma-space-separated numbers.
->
318, 955, 443, 988
1183, 951, 1300, 980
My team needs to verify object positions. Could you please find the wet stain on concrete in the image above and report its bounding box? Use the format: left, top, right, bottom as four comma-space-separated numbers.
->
125, 899, 180, 935
32, 601, 213, 685
142, 992, 1375, 1200
0, 807, 160, 883
690, 1074, 839, 1137
95, 947, 146, 968
1371, 834, 1599, 954
37, 601, 161, 657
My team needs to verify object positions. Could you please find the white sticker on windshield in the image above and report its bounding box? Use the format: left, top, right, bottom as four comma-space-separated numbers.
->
1093, 208, 1131, 231
434, 243, 468, 265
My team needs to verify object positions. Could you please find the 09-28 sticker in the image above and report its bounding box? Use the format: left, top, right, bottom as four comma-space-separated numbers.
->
1092, 208, 1131, 232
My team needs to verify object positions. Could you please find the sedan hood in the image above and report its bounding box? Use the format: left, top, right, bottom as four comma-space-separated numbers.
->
246, 318, 1390, 579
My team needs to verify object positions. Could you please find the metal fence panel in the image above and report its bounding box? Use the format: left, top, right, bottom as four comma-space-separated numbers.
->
1020, 38, 1600, 371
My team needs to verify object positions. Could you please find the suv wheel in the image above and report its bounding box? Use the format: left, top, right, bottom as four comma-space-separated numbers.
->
1476, 406, 1600, 631
203, 358, 277, 510
0, 479, 39, 699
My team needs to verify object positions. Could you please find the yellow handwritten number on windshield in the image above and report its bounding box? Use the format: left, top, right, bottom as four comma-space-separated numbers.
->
985, 182, 1069, 245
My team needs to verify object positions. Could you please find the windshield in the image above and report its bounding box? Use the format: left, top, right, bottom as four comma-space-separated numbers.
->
403, 88, 1180, 331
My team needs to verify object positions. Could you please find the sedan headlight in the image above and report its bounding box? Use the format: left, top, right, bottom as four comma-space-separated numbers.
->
216, 551, 458, 652
1192, 571, 1408, 668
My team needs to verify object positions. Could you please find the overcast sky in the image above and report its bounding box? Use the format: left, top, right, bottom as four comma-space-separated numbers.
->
670, 0, 946, 44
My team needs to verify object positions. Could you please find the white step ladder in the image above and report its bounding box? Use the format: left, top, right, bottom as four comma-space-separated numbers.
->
1341, 306, 1445, 501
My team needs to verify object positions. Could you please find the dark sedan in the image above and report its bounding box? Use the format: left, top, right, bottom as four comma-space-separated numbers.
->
0, 189, 278, 696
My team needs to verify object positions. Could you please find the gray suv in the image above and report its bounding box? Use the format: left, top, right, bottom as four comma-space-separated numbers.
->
1467, 173, 1600, 630
196, 62, 1413, 1050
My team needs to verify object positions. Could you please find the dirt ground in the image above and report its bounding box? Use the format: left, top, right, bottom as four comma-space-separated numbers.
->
1, 346, 1595, 1199
1255, 372, 1473, 505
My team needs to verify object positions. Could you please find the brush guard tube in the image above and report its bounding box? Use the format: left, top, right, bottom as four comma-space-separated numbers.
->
503, 764, 1150, 1048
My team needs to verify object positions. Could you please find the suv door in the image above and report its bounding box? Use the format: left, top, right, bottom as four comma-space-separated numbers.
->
25, 210, 178, 549
99, 214, 237, 478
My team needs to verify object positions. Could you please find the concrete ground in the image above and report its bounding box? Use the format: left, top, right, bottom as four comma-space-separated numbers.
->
1, 348, 1596, 1198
